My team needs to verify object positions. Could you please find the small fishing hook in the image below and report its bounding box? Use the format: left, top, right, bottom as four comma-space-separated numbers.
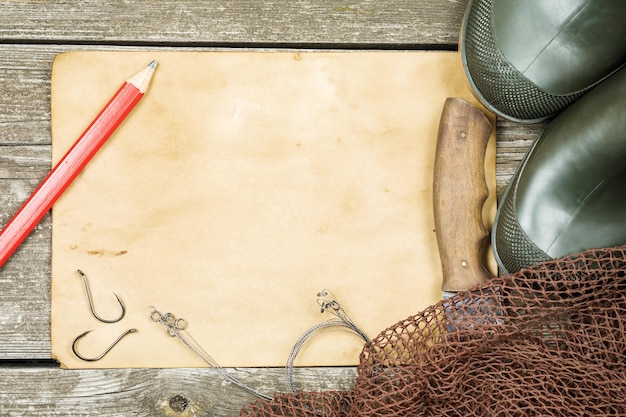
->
77, 269, 125, 323
72, 328, 137, 362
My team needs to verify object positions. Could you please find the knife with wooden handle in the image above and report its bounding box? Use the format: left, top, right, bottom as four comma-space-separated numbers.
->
433, 98, 492, 298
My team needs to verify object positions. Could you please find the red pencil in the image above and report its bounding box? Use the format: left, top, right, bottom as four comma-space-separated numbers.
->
0, 60, 157, 268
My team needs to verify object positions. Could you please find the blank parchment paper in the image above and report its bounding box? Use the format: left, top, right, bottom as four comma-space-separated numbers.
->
50, 51, 496, 369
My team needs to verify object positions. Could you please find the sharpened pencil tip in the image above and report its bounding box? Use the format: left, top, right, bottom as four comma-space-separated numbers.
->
128, 61, 158, 92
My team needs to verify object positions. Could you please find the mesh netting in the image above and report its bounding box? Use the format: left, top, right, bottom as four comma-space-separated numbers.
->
239, 244, 626, 416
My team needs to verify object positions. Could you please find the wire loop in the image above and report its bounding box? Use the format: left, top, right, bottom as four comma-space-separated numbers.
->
286, 289, 369, 392
148, 306, 273, 401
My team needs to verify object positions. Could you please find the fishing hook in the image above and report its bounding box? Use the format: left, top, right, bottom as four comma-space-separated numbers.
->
77, 269, 125, 323
72, 328, 137, 362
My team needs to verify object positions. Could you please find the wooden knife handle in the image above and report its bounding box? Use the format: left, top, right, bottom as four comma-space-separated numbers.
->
434, 98, 492, 292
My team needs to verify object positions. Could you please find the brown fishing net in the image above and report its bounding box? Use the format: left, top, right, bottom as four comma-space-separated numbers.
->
238, 244, 626, 416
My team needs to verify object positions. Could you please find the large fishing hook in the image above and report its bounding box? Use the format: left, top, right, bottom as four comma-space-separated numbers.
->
77, 269, 125, 323
71, 328, 137, 362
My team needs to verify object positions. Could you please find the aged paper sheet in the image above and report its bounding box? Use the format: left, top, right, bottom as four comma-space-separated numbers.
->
50, 51, 496, 368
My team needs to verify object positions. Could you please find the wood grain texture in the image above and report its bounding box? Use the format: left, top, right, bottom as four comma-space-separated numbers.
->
0, 366, 357, 416
0, 0, 541, 413
494, 118, 546, 197
0, 0, 466, 46
434, 98, 492, 292
0, 46, 56, 146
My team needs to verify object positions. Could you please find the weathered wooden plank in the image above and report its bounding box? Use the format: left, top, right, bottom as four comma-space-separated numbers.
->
0, 187, 51, 359
0, 46, 56, 146
0, 366, 357, 416
0, 0, 467, 46
0, 145, 51, 180
494, 118, 544, 198
0, 143, 52, 359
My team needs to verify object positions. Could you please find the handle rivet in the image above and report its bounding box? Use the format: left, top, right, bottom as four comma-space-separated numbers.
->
461, 260, 468, 268
459, 131, 466, 138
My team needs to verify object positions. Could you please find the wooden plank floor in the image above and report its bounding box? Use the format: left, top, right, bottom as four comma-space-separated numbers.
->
0, 1, 541, 415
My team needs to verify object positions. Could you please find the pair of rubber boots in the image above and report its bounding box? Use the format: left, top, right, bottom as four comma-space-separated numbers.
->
461, 0, 626, 274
